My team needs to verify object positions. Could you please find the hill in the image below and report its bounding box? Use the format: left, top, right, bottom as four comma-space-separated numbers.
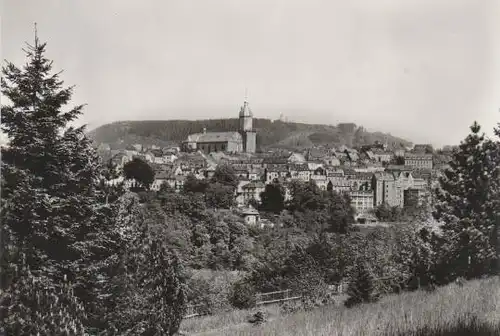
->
87, 118, 413, 151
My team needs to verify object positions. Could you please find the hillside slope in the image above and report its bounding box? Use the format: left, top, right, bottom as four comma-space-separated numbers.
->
87, 118, 412, 150
180, 276, 500, 336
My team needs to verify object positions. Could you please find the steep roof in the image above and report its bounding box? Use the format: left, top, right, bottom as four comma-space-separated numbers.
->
242, 181, 265, 189
187, 131, 242, 143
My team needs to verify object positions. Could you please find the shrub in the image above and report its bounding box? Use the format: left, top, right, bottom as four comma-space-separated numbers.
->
229, 280, 257, 309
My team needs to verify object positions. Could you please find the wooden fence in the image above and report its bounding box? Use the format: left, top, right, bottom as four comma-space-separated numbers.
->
183, 283, 348, 319
255, 289, 302, 306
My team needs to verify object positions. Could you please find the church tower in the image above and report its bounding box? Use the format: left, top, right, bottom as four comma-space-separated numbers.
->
239, 97, 256, 153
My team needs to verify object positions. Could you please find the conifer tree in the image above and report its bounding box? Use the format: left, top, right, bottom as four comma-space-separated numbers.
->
433, 121, 500, 280
1, 28, 101, 284
344, 259, 377, 308
0, 30, 125, 333
106, 223, 187, 336
0, 254, 87, 336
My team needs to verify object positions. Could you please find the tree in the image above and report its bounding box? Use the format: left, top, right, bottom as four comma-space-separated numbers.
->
211, 163, 239, 189
433, 121, 500, 280
0, 255, 87, 336
260, 181, 286, 213
106, 224, 187, 336
123, 157, 155, 190
184, 173, 208, 193
326, 192, 355, 233
288, 180, 327, 212
0, 31, 120, 333
344, 259, 377, 308
205, 182, 235, 209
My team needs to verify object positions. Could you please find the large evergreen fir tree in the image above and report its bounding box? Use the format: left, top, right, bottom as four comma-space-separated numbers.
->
433, 121, 500, 280
344, 258, 377, 308
0, 30, 126, 333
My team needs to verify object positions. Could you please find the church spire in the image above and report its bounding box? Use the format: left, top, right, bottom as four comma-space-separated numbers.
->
239, 90, 252, 117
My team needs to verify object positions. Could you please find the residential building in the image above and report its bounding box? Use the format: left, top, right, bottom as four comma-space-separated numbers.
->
241, 206, 261, 226
372, 172, 400, 207
404, 153, 433, 169
349, 190, 374, 214
372, 149, 393, 163
240, 181, 266, 206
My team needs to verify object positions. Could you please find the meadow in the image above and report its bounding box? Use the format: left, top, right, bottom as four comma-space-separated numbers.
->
179, 276, 500, 336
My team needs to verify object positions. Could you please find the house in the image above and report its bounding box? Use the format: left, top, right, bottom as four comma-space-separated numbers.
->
348, 172, 373, 191
151, 171, 171, 191
241, 206, 261, 226
349, 190, 374, 214
289, 163, 310, 182
287, 152, 306, 163
372, 149, 393, 163
372, 172, 402, 207
240, 181, 266, 206
404, 153, 433, 169
265, 165, 290, 183
345, 149, 359, 162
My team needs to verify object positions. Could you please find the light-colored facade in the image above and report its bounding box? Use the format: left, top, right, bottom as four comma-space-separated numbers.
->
349, 190, 374, 214
404, 153, 433, 169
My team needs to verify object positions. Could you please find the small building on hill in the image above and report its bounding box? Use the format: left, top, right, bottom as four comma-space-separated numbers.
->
241, 205, 261, 226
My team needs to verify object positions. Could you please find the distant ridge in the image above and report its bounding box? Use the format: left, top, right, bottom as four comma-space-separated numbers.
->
87, 118, 413, 151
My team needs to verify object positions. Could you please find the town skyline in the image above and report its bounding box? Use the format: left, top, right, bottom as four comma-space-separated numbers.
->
3, 0, 500, 148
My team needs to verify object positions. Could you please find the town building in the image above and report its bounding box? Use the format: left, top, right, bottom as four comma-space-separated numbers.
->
182, 98, 257, 154
404, 153, 433, 169
349, 190, 374, 214
372, 172, 400, 207
241, 206, 261, 226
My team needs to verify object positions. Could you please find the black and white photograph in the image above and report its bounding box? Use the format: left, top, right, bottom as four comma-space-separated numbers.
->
1, 1, 500, 335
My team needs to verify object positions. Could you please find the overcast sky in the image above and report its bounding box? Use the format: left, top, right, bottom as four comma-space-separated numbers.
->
3, 0, 500, 147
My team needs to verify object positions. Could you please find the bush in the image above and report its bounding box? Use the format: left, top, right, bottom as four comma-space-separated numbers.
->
229, 280, 256, 309
186, 270, 244, 314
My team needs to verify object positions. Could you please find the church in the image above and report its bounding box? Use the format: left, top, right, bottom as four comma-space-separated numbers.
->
183, 99, 257, 154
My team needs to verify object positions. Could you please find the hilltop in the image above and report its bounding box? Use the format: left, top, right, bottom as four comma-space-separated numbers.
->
87, 118, 412, 150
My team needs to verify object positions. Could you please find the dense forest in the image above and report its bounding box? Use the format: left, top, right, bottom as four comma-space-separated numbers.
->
87, 118, 413, 151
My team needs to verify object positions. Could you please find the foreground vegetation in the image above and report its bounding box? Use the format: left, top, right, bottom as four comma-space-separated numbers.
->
180, 276, 500, 336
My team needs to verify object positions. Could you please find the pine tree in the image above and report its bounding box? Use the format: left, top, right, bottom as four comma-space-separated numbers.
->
260, 181, 286, 213
1, 28, 100, 283
344, 259, 376, 308
433, 121, 500, 280
106, 223, 187, 336
0, 254, 87, 336
0, 30, 127, 333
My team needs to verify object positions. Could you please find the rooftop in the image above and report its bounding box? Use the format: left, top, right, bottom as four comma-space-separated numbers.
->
186, 131, 242, 143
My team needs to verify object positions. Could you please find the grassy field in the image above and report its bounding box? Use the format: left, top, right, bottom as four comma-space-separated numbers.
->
179, 276, 500, 336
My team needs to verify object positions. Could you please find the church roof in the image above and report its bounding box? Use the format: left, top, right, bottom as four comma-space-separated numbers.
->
239, 100, 253, 117
186, 131, 242, 143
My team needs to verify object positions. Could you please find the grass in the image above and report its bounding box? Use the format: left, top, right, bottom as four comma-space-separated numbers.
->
179, 276, 500, 336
